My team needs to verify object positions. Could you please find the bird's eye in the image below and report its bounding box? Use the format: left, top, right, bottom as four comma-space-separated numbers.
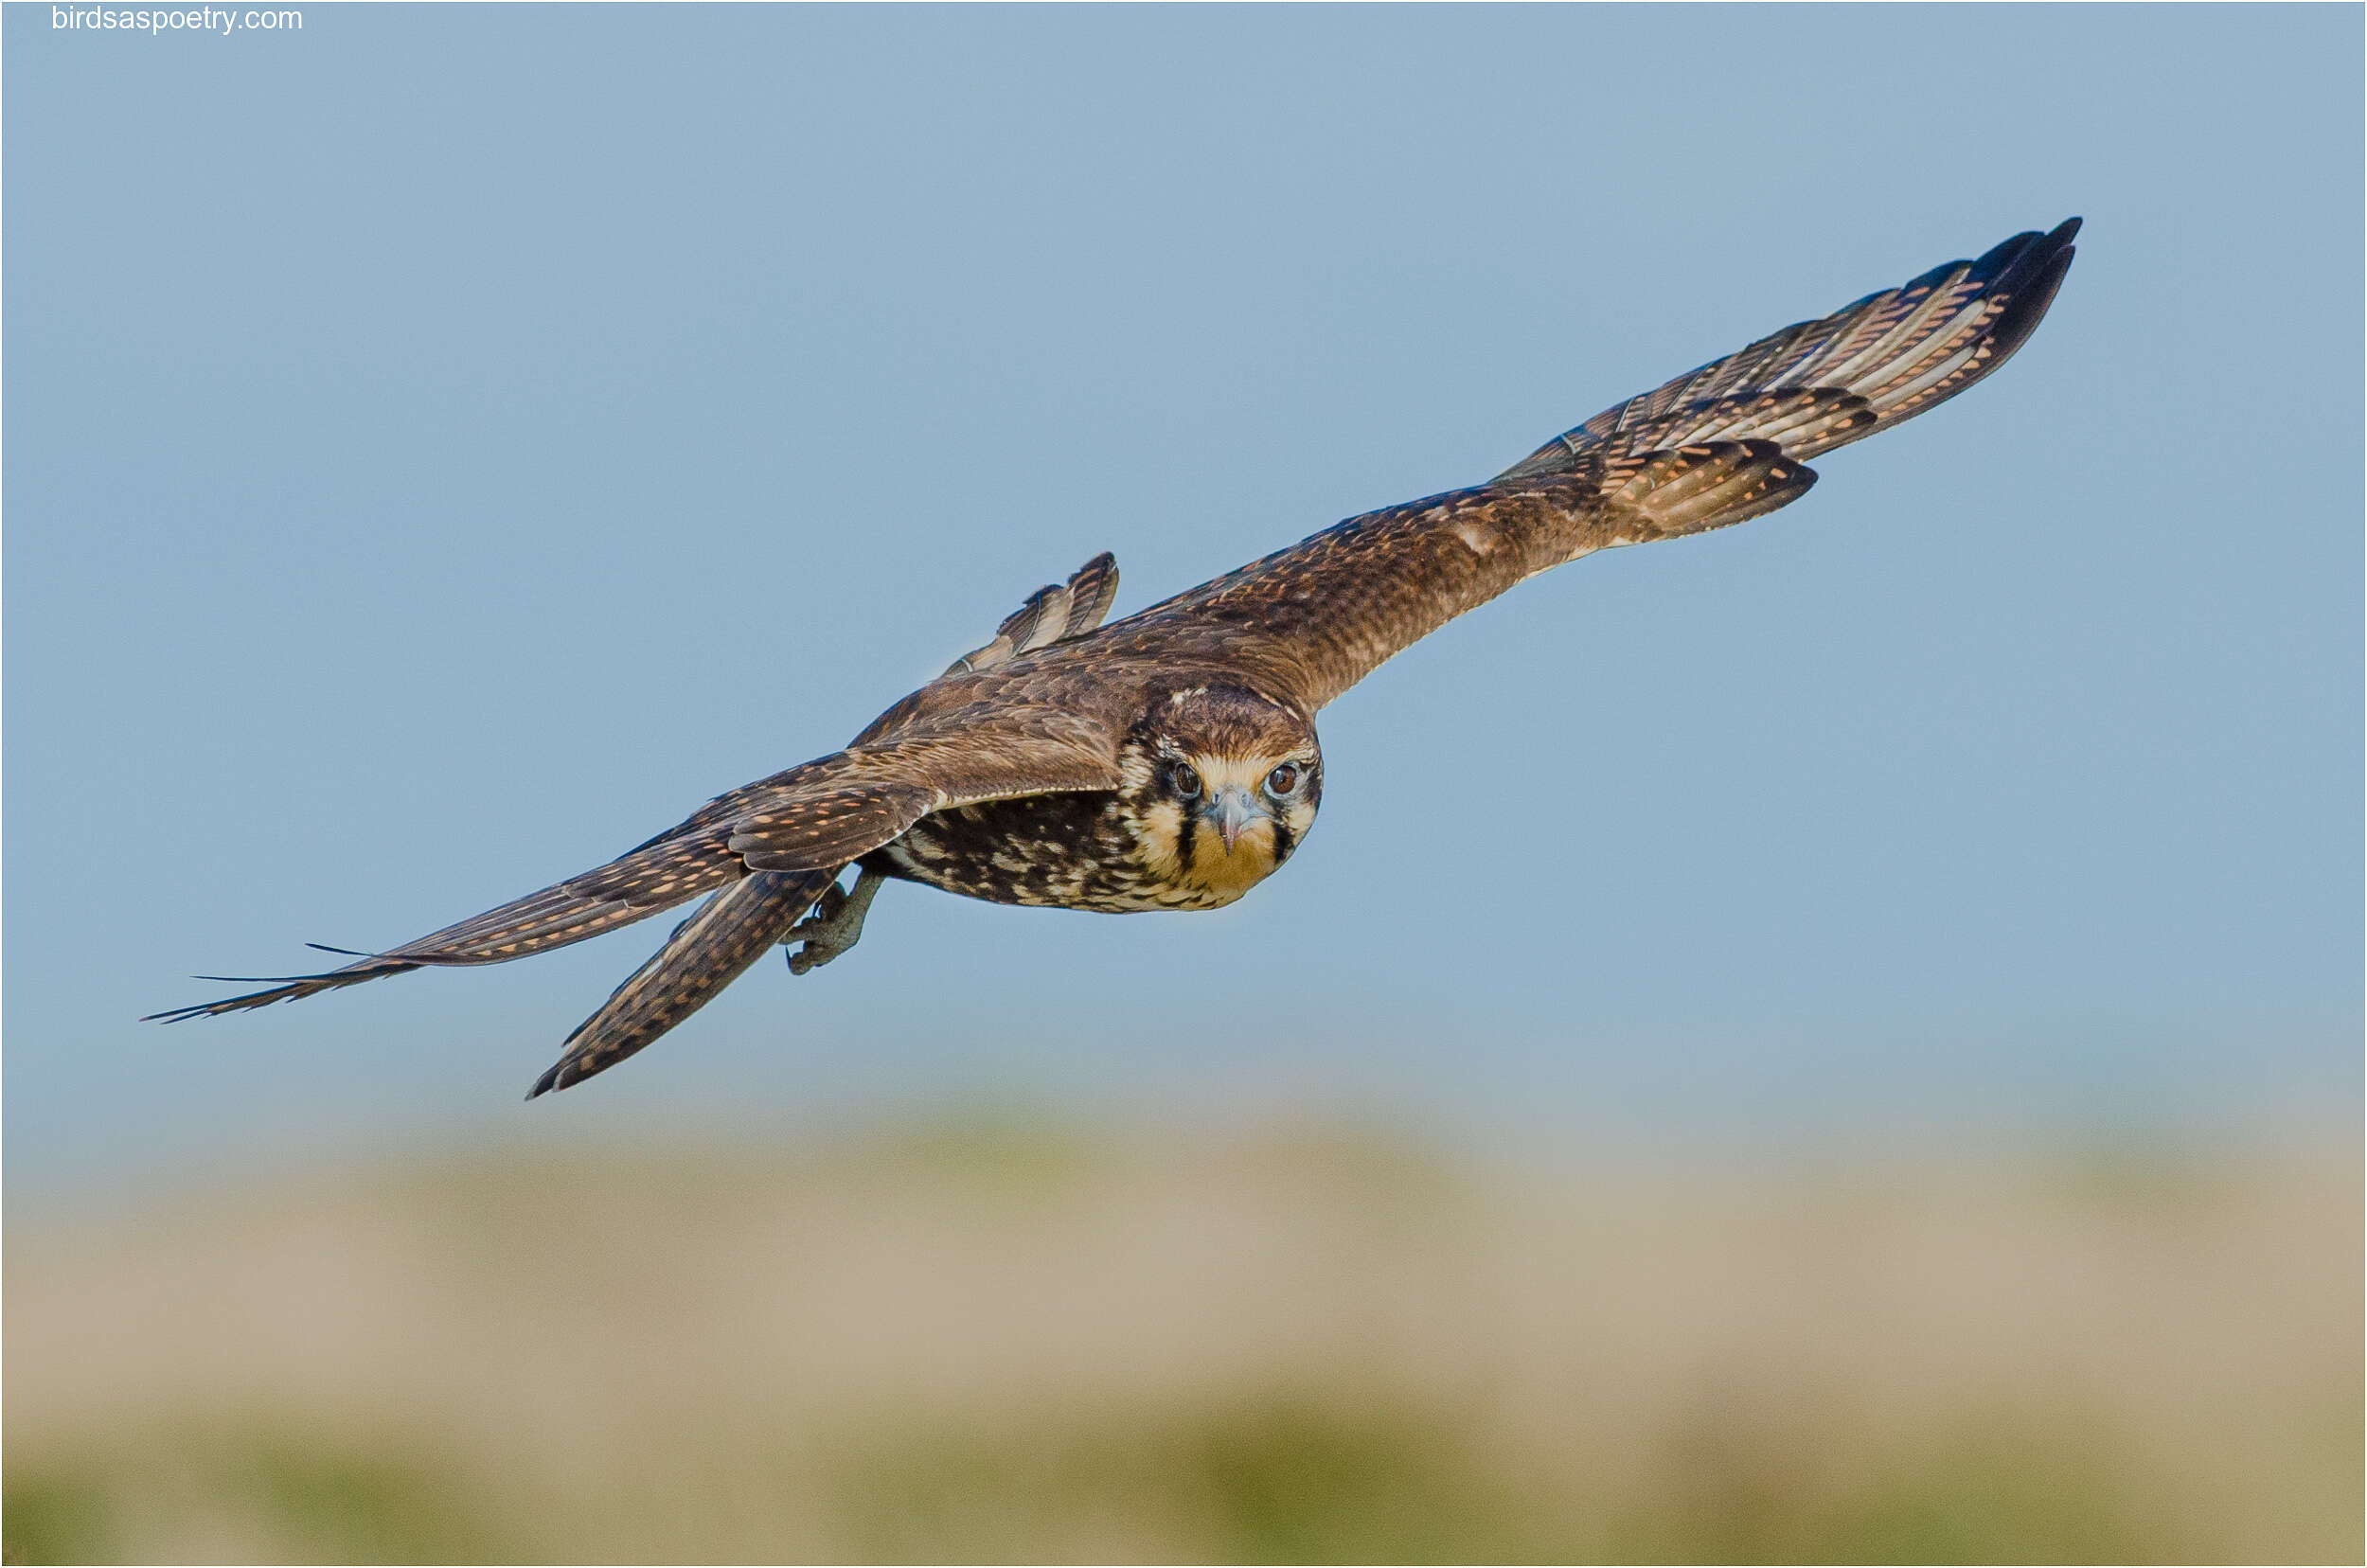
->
1265, 763, 1300, 796
1172, 763, 1202, 798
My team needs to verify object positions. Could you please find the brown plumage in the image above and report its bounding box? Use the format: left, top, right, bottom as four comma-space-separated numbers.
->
151, 220, 2080, 1096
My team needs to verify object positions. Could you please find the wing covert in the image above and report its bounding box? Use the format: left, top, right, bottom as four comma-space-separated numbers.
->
725, 784, 938, 871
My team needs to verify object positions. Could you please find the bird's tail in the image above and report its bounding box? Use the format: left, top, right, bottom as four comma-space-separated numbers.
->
939, 552, 1122, 678
526, 868, 835, 1097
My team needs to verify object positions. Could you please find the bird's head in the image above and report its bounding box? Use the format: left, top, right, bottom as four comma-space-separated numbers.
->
1119, 685, 1321, 902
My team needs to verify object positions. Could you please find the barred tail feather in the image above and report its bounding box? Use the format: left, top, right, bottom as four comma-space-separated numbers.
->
940, 552, 1123, 678
526, 868, 835, 1098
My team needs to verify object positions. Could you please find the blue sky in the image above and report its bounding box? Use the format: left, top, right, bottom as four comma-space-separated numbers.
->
7, 5, 2359, 1189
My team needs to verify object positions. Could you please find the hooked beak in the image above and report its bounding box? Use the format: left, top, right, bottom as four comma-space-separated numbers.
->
1210, 787, 1260, 850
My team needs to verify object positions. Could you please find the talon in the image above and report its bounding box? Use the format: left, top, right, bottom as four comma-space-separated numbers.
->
779, 868, 885, 976
785, 931, 844, 975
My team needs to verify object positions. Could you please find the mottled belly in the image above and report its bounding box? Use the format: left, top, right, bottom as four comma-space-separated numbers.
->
863, 793, 1235, 913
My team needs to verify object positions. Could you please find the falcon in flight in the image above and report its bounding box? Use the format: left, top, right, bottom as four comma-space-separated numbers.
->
154, 220, 2081, 1096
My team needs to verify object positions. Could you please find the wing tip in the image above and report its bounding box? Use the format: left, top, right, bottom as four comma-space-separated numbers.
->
1978, 216, 2081, 372
145, 997, 288, 1025
143, 978, 311, 1023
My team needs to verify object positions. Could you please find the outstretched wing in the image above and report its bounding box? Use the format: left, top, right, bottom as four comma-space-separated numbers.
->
148, 713, 1121, 1037
1101, 220, 2078, 711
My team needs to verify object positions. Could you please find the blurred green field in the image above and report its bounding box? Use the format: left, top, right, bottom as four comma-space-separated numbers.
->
6, 1118, 2358, 1563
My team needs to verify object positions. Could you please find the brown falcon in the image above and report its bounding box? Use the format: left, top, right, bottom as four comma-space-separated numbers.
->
151, 220, 2081, 1096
